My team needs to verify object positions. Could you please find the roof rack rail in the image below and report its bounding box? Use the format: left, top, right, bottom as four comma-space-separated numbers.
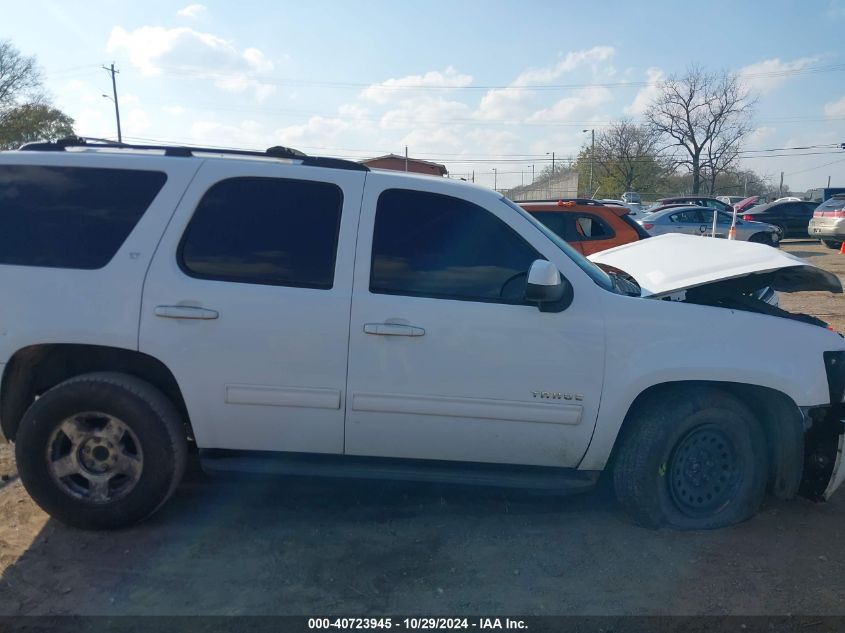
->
18, 137, 370, 172
516, 198, 607, 206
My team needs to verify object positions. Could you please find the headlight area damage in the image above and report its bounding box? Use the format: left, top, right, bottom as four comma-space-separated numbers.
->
801, 352, 845, 500
589, 233, 843, 327
590, 235, 845, 500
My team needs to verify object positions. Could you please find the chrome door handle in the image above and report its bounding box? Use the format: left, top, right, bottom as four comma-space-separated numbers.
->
155, 305, 219, 320
363, 323, 425, 337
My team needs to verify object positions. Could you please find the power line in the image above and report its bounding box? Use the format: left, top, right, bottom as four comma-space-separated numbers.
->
784, 156, 845, 177
151, 61, 845, 92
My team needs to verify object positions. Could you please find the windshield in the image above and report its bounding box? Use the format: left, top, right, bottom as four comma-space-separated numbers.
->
500, 196, 614, 291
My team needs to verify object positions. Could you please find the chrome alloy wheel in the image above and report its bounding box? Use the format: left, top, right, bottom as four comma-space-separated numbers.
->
46, 412, 143, 504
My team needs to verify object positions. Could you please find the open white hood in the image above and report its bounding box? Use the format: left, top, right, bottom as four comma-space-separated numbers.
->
588, 234, 842, 298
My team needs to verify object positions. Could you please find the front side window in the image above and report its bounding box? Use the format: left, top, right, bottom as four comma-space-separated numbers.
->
370, 189, 541, 303
180, 177, 343, 289
0, 165, 166, 269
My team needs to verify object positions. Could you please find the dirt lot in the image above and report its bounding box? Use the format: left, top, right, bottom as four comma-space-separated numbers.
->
1, 239, 845, 617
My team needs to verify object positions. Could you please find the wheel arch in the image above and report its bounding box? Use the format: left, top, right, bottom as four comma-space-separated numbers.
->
1, 343, 191, 443
605, 380, 804, 500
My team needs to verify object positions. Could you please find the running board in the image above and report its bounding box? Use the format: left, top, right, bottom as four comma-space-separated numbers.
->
199, 450, 599, 492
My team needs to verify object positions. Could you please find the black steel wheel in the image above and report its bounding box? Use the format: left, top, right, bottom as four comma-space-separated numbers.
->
613, 386, 768, 530
667, 424, 743, 518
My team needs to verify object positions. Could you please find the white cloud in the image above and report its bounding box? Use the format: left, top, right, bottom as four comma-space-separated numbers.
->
125, 108, 152, 134
747, 126, 776, 148
380, 97, 470, 130
190, 119, 267, 148
529, 86, 613, 122
161, 105, 185, 116
106, 25, 276, 100
475, 46, 615, 121
361, 67, 473, 104
176, 4, 207, 19
739, 56, 818, 95
513, 46, 614, 86
624, 67, 665, 115
824, 95, 845, 118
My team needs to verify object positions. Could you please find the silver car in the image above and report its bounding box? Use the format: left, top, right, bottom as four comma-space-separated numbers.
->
808, 194, 845, 249
637, 206, 780, 246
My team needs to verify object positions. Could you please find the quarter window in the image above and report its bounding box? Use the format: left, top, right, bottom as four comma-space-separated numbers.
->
0, 165, 166, 269
574, 215, 613, 239
370, 189, 541, 303
180, 177, 343, 289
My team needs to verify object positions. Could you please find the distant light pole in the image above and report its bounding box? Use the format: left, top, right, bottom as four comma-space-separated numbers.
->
102, 63, 122, 143
531, 164, 535, 183
583, 129, 594, 197
546, 151, 555, 172
493, 167, 497, 191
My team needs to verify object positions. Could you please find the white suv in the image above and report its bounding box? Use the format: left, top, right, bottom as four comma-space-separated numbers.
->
2, 138, 844, 530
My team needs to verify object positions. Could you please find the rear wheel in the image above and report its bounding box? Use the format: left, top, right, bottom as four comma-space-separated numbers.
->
613, 387, 768, 530
15, 372, 187, 529
748, 232, 775, 246
822, 240, 842, 250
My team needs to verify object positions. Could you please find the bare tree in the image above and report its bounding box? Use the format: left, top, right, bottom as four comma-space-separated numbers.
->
645, 66, 754, 194
593, 119, 669, 193
0, 40, 42, 108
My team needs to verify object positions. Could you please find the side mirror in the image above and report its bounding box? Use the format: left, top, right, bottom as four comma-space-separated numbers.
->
525, 260, 572, 312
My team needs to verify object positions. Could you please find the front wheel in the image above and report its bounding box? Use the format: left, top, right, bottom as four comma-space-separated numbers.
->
613, 387, 768, 530
15, 372, 187, 529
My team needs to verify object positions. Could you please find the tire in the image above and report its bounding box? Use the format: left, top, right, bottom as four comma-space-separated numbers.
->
15, 372, 187, 529
773, 224, 787, 240
822, 240, 842, 250
612, 386, 768, 530
748, 232, 774, 246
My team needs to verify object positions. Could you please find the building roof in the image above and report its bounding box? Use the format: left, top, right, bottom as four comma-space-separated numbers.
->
360, 153, 448, 176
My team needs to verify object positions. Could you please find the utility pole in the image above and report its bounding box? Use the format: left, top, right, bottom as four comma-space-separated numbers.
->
779, 171, 784, 196
405, 146, 408, 172
589, 129, 595, 197
493, 168, 497, 191
531, 164, 535, 184
102, 63, 122, 143
829, 175, 832, 187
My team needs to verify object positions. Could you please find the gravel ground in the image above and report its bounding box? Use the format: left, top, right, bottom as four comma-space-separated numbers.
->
1, 239, 844, 617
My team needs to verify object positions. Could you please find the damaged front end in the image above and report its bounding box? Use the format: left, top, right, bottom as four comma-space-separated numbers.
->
800, 351, 845, 500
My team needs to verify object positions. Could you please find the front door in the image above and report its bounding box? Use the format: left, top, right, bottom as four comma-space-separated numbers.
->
345, 178, 606, 468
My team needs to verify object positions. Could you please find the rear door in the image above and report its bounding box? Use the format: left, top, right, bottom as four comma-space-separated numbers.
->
668, 209, 707, 235
571, 213, 618, 255
140, 160, 365, 454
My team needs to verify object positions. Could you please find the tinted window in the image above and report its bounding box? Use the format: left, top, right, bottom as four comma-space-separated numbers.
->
371, 189, 541, 303
0, 165, 166, 269
819, 197, 845, 210
670, 210, 702, 223
180, 177, 342, 289
529, 212, 569, 240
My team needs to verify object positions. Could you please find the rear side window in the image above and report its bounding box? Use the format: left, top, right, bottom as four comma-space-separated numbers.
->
180, 177, 343, 289
371, 189, 541, 303
819, 197, 845, 210
0, 165, 166, 269
574, 215, 614, 239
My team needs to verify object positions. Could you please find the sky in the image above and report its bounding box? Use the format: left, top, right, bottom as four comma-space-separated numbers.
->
5, 0, 845, 194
